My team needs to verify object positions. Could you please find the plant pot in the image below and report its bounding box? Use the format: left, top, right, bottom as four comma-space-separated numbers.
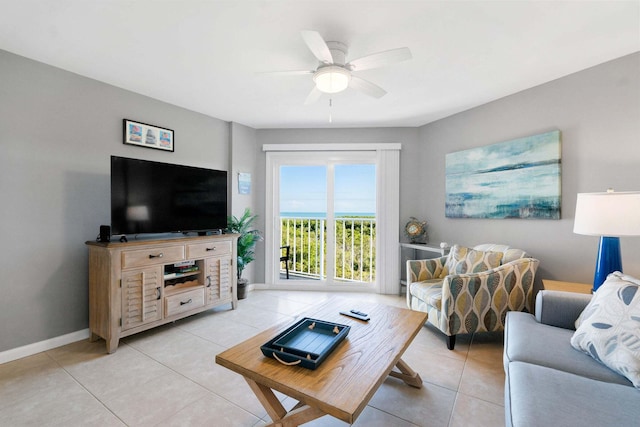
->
237, 278, 248, 300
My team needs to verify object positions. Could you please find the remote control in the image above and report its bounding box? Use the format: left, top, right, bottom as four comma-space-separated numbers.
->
340, 310, 370, 321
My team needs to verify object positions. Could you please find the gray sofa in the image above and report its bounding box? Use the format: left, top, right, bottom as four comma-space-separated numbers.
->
504, 290, 640, 427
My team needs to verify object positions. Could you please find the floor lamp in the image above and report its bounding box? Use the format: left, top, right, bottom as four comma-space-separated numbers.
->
573, 190, 640, 292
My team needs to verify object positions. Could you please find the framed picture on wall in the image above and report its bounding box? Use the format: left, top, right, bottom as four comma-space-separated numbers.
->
238, 172, 251, 194
445, 130, 561, 219
123, 119, 174, 152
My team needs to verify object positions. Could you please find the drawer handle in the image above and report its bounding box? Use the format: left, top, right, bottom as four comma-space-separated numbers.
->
206, 275, 212, 287
180, 298, 192, 306
206, 247, 216, 252
156, 287, 161, 300
149, 253, 164, 259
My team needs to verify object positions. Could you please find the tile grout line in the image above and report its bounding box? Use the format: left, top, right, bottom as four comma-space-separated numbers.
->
43, 350, 129, 426
123, 322, 271, 421
116, 337, 267, 423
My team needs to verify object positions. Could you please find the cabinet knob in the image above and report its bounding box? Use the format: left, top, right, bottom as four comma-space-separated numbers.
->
149, 253, 164, 259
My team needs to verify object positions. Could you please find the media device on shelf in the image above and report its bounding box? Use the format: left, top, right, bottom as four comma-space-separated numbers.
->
110, 156, 228, 237
98, 225, 111, 242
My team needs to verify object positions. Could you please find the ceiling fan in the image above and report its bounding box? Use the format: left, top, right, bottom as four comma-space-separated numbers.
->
277, 30, 412, 105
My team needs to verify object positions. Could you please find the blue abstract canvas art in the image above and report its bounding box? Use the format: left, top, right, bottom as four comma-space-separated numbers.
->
446, 131, 561, 219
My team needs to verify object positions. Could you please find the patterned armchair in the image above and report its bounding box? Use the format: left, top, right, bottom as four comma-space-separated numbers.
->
406, 244, 539, 350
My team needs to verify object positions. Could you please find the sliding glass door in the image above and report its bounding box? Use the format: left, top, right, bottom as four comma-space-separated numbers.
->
269, 152, 377, 289
264, 144, 400, 294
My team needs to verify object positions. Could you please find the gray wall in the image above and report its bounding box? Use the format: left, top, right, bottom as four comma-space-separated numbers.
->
230, 122, 261, 283
417, 52, 640, 285
0, 50, 230, 352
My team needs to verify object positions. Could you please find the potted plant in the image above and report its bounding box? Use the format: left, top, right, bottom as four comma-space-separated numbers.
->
227, 208, 262, 299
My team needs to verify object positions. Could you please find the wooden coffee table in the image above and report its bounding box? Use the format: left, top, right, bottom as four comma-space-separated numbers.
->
215, 297, 428, 426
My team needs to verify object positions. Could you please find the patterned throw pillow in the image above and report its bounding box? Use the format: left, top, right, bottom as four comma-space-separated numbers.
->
441, 245, 503, 278
442, 245, 465, 277
571, 272, 640, 388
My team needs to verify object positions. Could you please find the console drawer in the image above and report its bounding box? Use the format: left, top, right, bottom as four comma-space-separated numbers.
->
122, 245, 185, 269
187, 240, 232, 259
165, 288, 205, 317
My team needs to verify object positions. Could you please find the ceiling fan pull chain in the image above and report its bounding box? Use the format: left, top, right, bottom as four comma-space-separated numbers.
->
329, 98, 333, 123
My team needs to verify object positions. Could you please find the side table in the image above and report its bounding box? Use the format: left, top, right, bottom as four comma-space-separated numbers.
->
542, 279, 592, 294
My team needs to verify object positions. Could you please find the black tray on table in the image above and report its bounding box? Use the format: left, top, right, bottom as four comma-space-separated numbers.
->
260, 317, 350, 370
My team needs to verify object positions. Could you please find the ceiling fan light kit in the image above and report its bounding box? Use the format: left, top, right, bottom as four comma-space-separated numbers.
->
278, 30, 412, 104
313, 66, 351, 94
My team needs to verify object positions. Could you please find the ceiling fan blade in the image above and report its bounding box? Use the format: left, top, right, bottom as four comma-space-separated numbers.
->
304, 86, 323, 105
263, 70, 314, 76
347, 47, 412, 71
349, 76, 387, 98
301, 30, 334, 64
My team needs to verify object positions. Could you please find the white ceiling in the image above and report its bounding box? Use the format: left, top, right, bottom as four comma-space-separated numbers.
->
1, 1, 638, 129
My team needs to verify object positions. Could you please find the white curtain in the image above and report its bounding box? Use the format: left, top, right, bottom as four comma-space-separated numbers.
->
376, 148, 401, 294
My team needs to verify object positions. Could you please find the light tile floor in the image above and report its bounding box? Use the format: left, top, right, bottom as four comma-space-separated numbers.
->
0, 290, 506, 426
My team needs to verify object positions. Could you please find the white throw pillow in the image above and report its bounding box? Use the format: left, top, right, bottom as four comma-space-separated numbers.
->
571, 272, 640, 388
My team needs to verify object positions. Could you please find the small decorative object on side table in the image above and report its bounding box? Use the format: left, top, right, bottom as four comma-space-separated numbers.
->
404, 217, 427, 243
542, 279, 592, 294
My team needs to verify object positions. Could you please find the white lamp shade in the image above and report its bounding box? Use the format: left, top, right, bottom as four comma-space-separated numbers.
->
313, 66, 351, 94
573, 191, 640, 236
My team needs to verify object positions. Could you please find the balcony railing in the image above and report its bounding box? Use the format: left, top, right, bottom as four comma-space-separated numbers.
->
280, 215, 376, 283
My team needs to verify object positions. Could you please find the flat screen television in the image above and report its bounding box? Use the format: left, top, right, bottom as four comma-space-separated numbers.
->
111, 156, 228, 236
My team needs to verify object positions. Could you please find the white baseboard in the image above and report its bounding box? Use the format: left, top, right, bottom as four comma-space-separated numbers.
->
0, 329, 90, 365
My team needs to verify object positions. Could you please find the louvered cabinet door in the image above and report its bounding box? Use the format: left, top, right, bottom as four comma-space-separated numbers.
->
218, 256, 232, 301
205, 256, 233, 305
121, 266, 163, 330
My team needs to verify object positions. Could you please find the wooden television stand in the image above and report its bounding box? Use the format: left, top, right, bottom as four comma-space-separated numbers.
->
86, 234, 238, 353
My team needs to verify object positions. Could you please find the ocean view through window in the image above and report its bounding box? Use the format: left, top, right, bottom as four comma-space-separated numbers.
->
279, 164, 377, 283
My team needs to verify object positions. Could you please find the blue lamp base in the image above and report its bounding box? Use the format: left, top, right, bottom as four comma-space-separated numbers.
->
593, 236, 622, 292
